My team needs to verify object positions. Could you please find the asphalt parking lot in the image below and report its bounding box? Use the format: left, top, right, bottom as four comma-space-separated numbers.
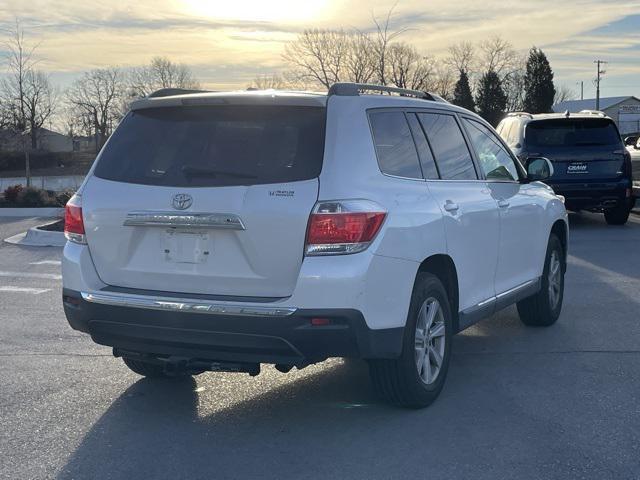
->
1, 213, 639, 480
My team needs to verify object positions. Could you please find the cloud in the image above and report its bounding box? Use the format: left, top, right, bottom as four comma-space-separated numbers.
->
0, 0, 639, 96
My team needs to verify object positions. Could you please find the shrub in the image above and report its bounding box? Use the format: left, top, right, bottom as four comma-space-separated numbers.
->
55, 190, 74, 206
3, 184, 24, 203
16, 187, 58, 207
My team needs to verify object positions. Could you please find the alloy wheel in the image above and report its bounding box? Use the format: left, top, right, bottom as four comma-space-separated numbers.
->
414, 298, 446, 385
548, 250, 562, 310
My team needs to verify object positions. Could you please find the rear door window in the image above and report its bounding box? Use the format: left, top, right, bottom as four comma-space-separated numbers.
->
406, 113, 439, 179
94, 105, 326, 187
463, 118, 520, 181
417, 113, 477, 180
369, 111, 423, 179
525, 118, 620, 148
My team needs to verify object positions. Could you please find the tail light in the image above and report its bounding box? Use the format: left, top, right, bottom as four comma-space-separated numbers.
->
305, 200, 386, 256
64, 194, 87, 244
622, 150, 632, 178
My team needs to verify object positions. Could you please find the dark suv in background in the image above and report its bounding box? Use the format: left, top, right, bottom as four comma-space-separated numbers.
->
497, 111, 634, 225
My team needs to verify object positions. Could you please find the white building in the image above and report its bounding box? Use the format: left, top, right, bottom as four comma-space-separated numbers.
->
553, 96, 640, 135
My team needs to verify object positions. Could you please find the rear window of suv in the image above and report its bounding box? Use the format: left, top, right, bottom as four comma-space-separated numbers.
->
525, 118, 619, 148
94, 105, 326, 187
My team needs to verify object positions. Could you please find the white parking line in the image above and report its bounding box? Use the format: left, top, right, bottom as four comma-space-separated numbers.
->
29, 260, 61, 266
0, 286, 51, 294
0, 271, 62, 280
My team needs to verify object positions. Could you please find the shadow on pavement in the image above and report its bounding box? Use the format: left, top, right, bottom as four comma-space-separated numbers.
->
56, 361, 394, 480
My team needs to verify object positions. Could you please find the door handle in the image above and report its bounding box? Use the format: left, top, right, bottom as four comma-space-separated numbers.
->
498, 199, 510, 208
443, 201, 459, 213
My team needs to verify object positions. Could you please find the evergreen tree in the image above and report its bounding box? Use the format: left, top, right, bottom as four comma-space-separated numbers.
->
475, 70, 507, 126
523, 47, 556, 113
452, 70, 475, 112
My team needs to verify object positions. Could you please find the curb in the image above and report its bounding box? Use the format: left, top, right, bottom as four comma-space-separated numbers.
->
0, 207, 64, 218
4, 223, 66, 247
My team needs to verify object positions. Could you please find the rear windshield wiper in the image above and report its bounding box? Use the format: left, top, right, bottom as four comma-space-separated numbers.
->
181, 165, 257, 179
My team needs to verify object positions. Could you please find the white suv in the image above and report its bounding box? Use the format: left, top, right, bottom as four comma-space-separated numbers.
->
62, 83, 568, 408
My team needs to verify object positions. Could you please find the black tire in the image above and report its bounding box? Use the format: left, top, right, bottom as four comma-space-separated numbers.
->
517, 234, 565, 326
368, 273, 453, 408
123, 357, 175, 378
604, 202, 631, 225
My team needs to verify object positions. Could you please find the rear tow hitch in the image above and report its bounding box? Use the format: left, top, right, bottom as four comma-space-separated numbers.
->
113, 349, 261, 376
209, 361, 261, 376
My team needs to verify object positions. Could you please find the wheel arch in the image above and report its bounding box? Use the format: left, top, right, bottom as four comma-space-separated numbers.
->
416, 254, 459, 330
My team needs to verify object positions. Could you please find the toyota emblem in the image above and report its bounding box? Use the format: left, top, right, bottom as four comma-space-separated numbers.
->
172, 193, 193, 210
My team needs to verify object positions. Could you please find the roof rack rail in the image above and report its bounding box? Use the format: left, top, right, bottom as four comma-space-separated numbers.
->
328, 82, 447, 103
579, 109, 606, 117
147, 88, 210, 98
506, 112, 533, 118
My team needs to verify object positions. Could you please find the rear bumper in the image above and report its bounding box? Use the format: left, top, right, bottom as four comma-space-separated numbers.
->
62, 289, 403, 366
549, 179, 632, 210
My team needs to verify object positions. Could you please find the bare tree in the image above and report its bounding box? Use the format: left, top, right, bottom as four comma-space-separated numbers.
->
1, 20, 58, 185
22, 70, 57, 148
554, 84, 577, 104
371, 4, 407, 85
502, 54, 527, 112
0, 99, 11, 129
248, 73, 288, 90
128, 56, 200, 98
432, 64, 457, 100
66, 68, 124, 152
283, 29, 350, 89
478, 36, 518, 79
386, 42, 436, 91
281, 5, 411, 89
344, 32, 377, 84
446, 41, 475, 74
0, 19, 37, 133
477, 37, 524, 113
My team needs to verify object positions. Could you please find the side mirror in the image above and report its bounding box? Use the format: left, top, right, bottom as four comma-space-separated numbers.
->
526, 157, 554, 181
624, 136, 638, 146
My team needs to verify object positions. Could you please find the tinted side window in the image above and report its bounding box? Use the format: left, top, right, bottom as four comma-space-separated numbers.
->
369, 111, 422, 179
463, 118, 519, 181
406, 113, 439, 179
417, 113, 477, 180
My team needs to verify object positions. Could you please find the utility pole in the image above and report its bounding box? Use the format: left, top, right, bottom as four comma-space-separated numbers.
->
576, 81, 584, 100
594, 60, 607, 110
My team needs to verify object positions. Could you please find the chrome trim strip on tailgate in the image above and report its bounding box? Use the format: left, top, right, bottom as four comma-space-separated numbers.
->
81, 292, 297, 317
123, 211, 245, 230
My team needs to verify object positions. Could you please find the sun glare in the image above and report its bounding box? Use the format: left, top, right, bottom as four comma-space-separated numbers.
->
181, 0, 330, 23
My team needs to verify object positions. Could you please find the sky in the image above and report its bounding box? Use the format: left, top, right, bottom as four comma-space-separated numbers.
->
1, 0, 639, 99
